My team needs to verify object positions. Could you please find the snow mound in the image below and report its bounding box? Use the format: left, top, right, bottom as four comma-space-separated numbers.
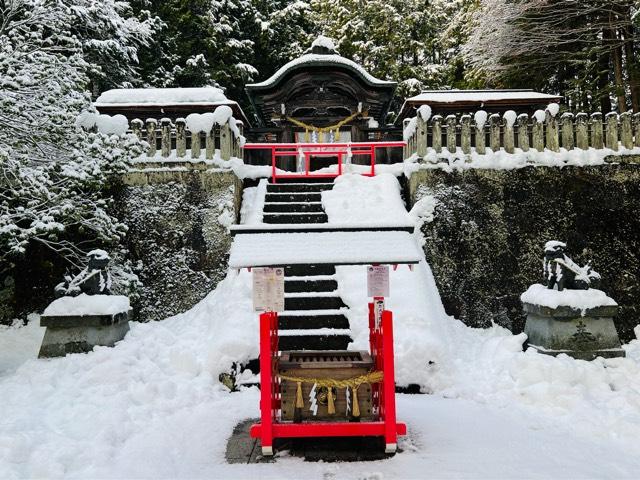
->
43, 294, 131, 316
311, 35, 336, 51
321, 174, 413, 225
521, 284, 617, 311
474, 110, 488, 129
503, 110, 517, 128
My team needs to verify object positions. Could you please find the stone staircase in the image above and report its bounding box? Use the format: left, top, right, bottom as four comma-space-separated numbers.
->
260, 181, 353, 350
262, 182, 331, 224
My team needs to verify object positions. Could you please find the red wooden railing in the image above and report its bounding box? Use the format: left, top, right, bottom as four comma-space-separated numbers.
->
242, 142, 406, 181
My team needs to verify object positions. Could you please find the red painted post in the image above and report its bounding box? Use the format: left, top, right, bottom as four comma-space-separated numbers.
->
305, 152, 310, 176
259, 312, 274, 455
271, 147, 276, 182
338, 152, 343, 175
381, 310, 397, 453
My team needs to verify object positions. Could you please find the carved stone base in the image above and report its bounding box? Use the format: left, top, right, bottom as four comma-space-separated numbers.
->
523, 302, 625, 361
39, 310, 130, 358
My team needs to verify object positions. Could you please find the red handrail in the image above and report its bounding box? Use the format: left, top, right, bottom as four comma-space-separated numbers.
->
242, 142, 406, 181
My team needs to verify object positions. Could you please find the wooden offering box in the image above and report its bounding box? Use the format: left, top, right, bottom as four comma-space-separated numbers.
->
279, 350, 374, 422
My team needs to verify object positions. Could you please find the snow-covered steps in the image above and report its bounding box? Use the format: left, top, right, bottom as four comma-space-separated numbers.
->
263, 212, 328, 224
266, 182, 333, 193
284, 295, 347, 311
285, 264, 336, 277
278, 331, 352, 351
263, 202, 324, 213
284, 279, 338, 293
265, 192, 322, 203
230, 224, 415, 235
278, 313, 350, 330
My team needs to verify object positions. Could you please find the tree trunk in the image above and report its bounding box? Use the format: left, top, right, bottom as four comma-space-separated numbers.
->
608, 12, 627, 112
622, 7, 640, 112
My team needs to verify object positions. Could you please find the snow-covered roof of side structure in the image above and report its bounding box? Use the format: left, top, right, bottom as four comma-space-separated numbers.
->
95, 87, 231, 107
247, 54, 395, 89
395, 89, 562, 125
406, 90, 561, 104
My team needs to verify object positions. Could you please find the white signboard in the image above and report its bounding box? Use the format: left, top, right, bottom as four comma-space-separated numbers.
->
253, 267, 285, 312
367, 265, 390, 298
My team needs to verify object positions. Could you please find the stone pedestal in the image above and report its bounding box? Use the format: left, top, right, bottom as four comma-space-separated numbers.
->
39, 310, 130, 358
523, 302, 624, 360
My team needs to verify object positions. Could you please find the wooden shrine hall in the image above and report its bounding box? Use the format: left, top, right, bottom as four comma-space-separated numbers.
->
243, 37, 404, 168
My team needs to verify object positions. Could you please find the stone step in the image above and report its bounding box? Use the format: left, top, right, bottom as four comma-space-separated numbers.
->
263, 202, 324, 213
285, 265, 336, 276
278, 314, 350, 330
278, 334, 352, 351
267, 183, 333, 193
284, 296, 347, 310
265, 193, 322, 203
263, 213, 328, 224
284, 279, 338, 293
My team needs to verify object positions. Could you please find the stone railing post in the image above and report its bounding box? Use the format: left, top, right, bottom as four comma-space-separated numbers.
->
560, 113, 574, 150
504, 116, 515, 154
517, 114, 529, 152
575, 113, 589, 150
621, 111, 633, 149
416, 116, 428, 157
402, 118, 411, 159
431, 115, 442, 154
175, 118, 186, 157
160, 118, 172, 158
461, 115, 471, 154
446, 115, 457, 153
605, 112, 619, 151
206, 126, 215, 160
489, 114, 501, 151
532, 116, 544, 152
475, 119, 486, 155
191, 130, 201, 159
235, 121, 244, 159
634, 113, 640, 148
546, 112, 559, 152
591, 112, 603, 149
145, 118, 157, 157
220, 122, 232, 161
131, 118, 143, 141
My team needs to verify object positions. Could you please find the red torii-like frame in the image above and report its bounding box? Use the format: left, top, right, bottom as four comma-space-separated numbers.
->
249, 297, 406, 455
242, 141, 406, 181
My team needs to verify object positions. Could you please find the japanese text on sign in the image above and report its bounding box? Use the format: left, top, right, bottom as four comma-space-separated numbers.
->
367, 265, 390, 297
253, 267, 285, 312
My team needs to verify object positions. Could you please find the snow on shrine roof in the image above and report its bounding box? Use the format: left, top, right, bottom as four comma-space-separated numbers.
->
95, 87, 233, 107
228, 231, 422, 268
406, 89, 561, 104
247, 53, 396, 90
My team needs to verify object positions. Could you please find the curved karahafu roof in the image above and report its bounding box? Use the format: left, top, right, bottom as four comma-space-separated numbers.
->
246, 37, 396, 127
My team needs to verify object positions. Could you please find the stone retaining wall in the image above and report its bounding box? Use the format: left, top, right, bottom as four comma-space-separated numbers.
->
408, 164, 640, 342
115, 169, 236, 321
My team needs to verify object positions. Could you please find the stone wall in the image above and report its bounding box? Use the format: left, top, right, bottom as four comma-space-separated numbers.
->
115, 170, 236, 321
408, 164, 640, 342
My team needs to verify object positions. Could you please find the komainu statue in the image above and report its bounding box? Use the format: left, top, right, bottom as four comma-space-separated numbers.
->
55, 250, 112, 297
543, 241, 600, 291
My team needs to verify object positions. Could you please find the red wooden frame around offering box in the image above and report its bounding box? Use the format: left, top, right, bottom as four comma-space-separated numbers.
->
249, 299, 406, 455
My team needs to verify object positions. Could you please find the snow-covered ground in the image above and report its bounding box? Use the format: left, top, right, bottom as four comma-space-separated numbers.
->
3, 174, 640, 478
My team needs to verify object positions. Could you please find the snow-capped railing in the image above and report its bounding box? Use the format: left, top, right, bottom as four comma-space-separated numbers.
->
403, 105, 639, 160
78, 106, 245, 161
